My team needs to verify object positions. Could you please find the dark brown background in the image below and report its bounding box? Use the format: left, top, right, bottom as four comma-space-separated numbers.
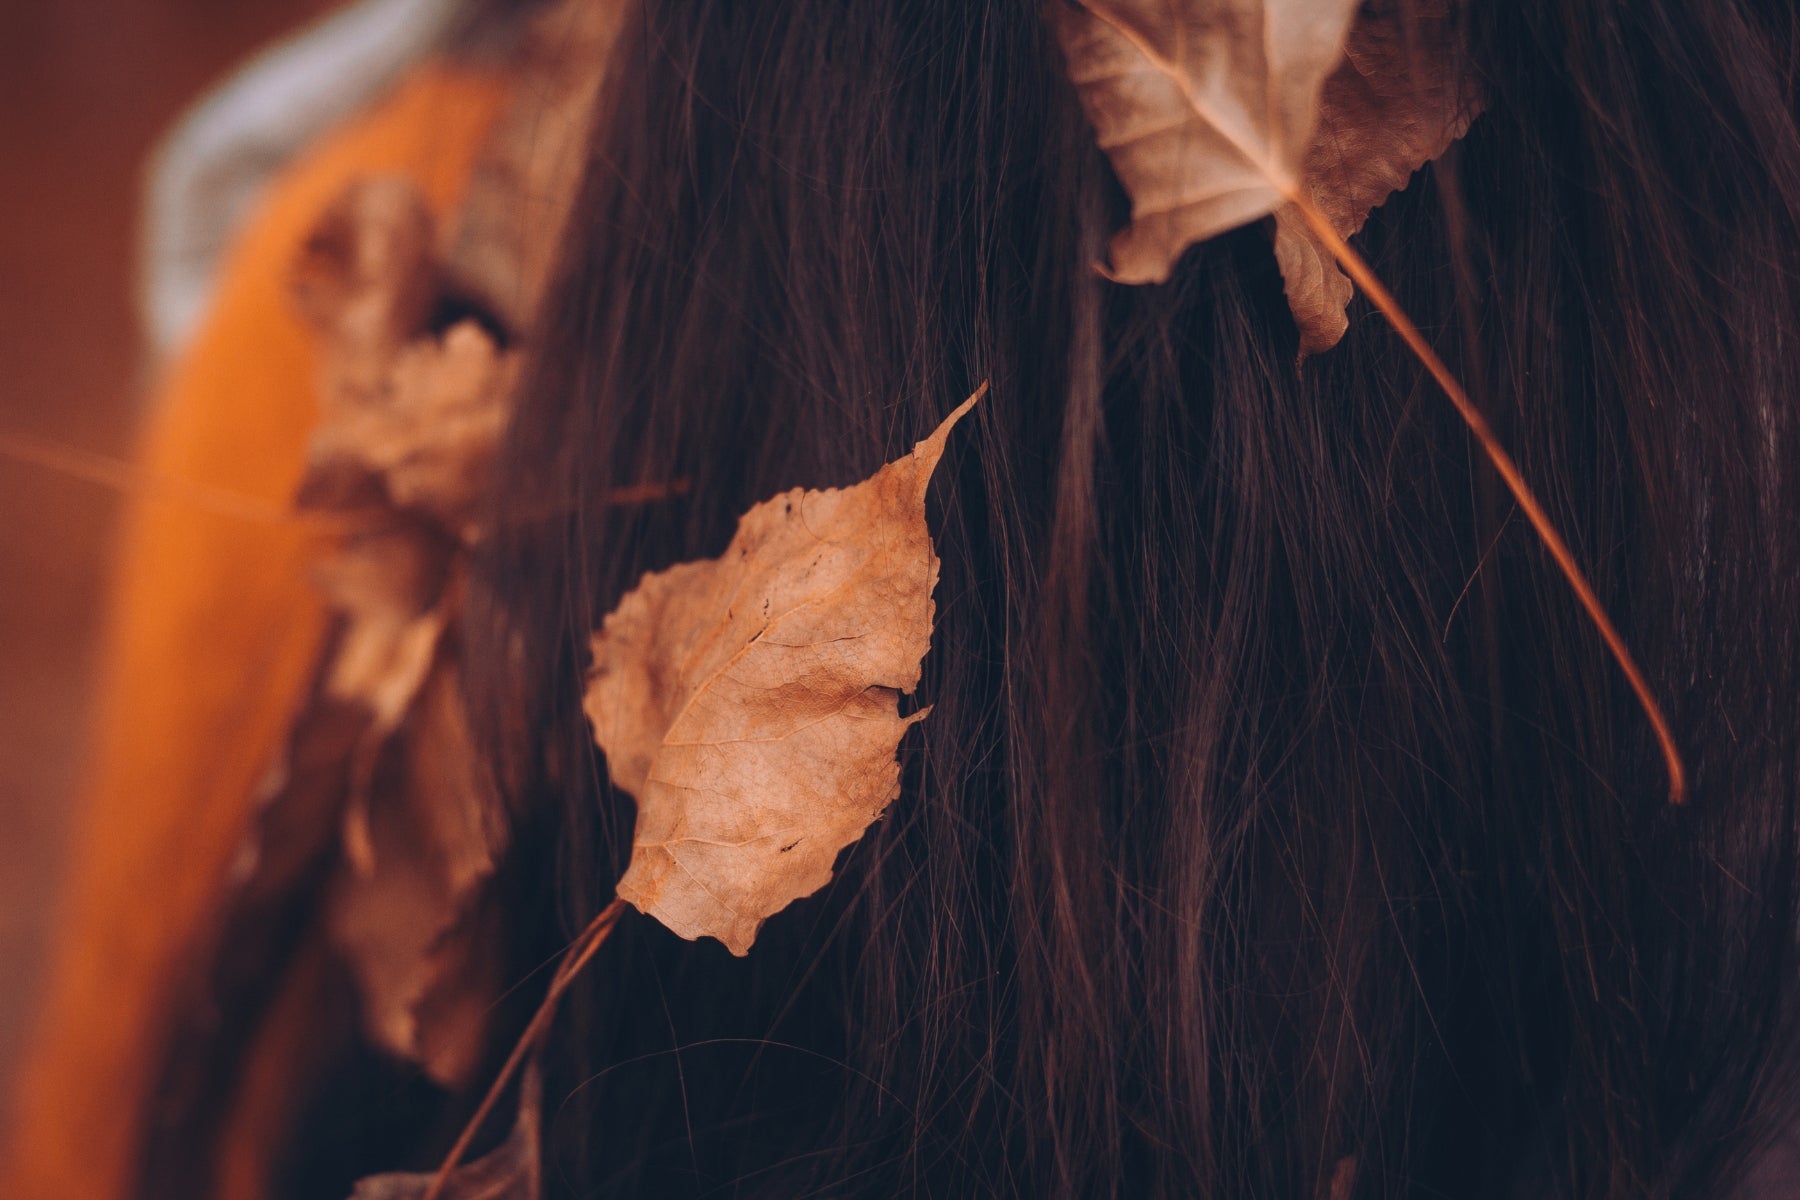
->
0, 0, 338, 1086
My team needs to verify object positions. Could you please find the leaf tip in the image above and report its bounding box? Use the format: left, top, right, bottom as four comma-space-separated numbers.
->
908, 382, 987, 487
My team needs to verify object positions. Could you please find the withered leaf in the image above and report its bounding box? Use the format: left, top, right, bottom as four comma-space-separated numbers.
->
305, 319, 518, 533
292, 177, 440, 396
290, 173, 521, 1084
1273, 1, 1479, 353
313, 520, 455, 736
293, 174, 517, 533
584, 388, 981, 955
1053, 0, 1359, 284
329, 658, 509, 1087
1055, 0, 1476, 354
348, 1058, 542, 1200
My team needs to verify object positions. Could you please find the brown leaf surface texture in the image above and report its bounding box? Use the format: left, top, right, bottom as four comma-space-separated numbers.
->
1053, 0, 1359, 284
584, 389, 982, 955
348, 1058, 543, 1200
1273, 0, 1479, 353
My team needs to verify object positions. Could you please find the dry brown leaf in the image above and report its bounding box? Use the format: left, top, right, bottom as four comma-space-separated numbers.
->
348, 1058, 542, 1200
329, 659, 510, 1087
1055, 0, 1477, 354
292, 177, 440, 396
1273, 1, 1479, 353
1056, 4, 1685, 791
291, 177, 520, 1082
293, 176, 517, 533
1053, 0, 1359, 284
584, 388, 982, 955
313, 521, 456, 735
268, 23, 618, 1102
305, 320, 518, 533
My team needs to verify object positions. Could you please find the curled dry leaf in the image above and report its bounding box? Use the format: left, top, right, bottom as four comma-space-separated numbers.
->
328, 659, 510, 1087
1273, 0, 1480, 353
1058, 2, 1686, 785
348, 1057, 543, 1200
313, 520, 456, 737
306, 320, 518, 533
292, 177, 441, 397
1053, 0, 1358, 284
293, 176, 518, 532
1055, 0, 1477, 353
290, 172, 521, 1084
584, 387, 983, 955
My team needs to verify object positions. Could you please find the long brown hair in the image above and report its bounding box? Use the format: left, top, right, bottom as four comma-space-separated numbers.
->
281, 0, 1800, 1194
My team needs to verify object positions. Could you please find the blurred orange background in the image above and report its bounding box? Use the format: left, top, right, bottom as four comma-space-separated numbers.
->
0, 0, 338, 1086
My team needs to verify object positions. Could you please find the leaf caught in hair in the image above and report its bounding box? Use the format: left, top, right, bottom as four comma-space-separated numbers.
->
1052, 0, 1359, 284
312, 520, 455, 736
292, 176, 440, 365
1272, 0, 1479, 353
1056, 3, 1685, 793
305, 320, 518, 534
290, 174, 519, 1085
328, 659, 510, 1087
583, 388, 982, 955
1054, 0, 1477, 352
293, 176, 518, 533
348, 1057, 543, 1199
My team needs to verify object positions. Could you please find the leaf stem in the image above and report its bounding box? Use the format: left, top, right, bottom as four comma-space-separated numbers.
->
1288, 198, 1687, 805
422, 896, 628, 1200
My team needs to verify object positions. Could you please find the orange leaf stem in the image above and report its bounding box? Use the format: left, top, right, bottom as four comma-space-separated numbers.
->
1288, 198, 1687, 805
422, 896, 627, 1200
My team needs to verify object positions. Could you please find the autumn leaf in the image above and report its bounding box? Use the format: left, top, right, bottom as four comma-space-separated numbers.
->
312, 521, 454, 735
304, 320, 518, 534
288, 173, 522, 1085
293, 181, 517, 533
1273, 0, 1479, 353
348, 1058, 543, 1200
328, 658, 510, 1087
1052, 0, 1359, 285
1056, 1, 1684, 798
1054, 0, 1478, 353
292, 177, 440, 395
583, 387, 982, 955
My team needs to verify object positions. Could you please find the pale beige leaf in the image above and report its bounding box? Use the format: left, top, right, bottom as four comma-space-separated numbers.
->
584, 389, 982, 955
348, 1058, 542, 1199
1053, 0, 1359, 284
1273, 0, 1480, 353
